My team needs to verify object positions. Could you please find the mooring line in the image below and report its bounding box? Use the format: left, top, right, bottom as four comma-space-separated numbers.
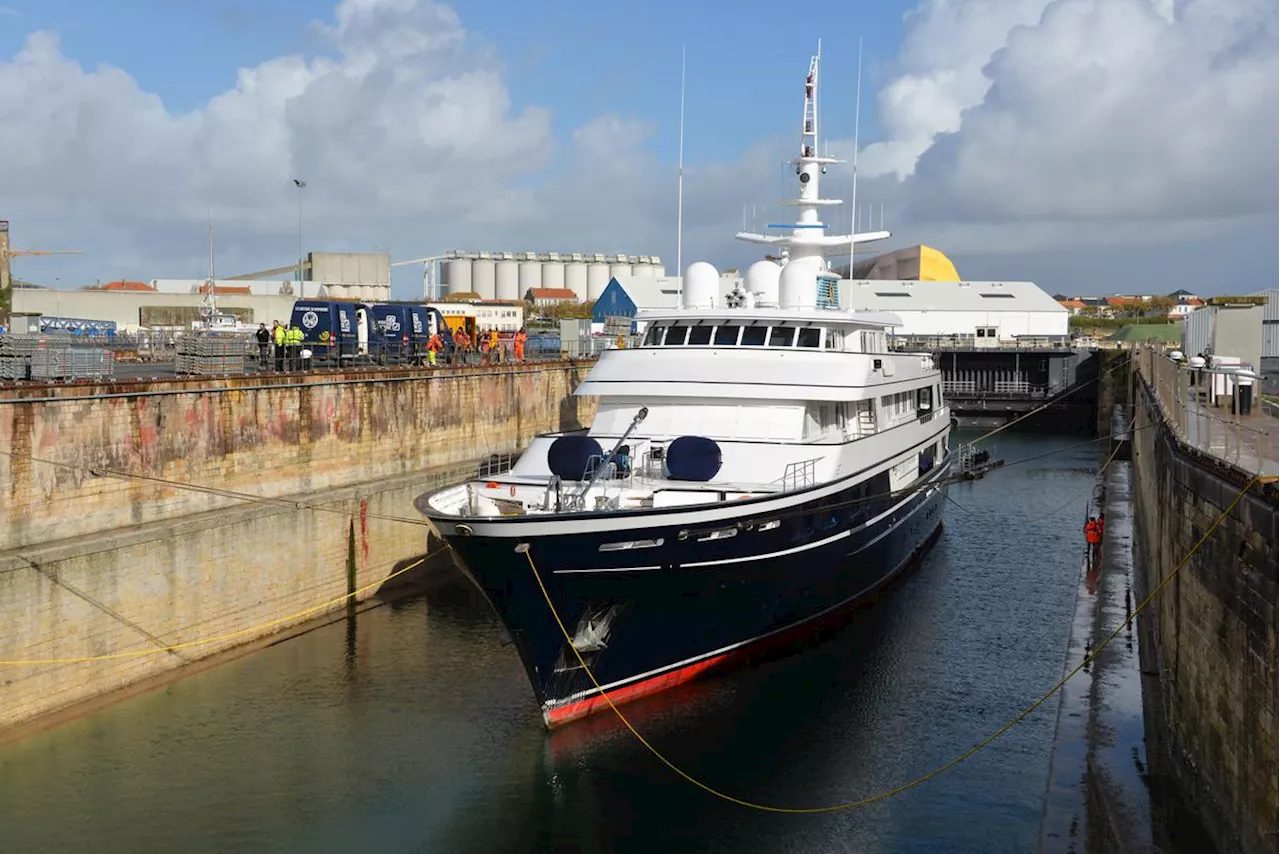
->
0, 546, 450, 666
522, 474, 1259, 813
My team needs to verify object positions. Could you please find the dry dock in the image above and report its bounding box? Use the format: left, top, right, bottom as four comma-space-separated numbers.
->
0, 361, 597, 733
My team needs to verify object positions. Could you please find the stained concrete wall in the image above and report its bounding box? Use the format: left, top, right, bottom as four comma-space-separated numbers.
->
1, 363, 596, 550
0, 363, 598, 734
1130, 369, 1278, 854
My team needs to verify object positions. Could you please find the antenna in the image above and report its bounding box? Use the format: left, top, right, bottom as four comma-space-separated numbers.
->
676, 44, 686, 287
202, 212, 217, 326
848, 36, 863, 276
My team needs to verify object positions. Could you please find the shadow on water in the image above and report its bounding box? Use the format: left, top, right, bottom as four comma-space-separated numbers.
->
0, 431, 1101, 854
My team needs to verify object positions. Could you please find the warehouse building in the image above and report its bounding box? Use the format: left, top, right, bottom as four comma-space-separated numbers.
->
841, 280, 1069, 342
1181, 291, 1278, 392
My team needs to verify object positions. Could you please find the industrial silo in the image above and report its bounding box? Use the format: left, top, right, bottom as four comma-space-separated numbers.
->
609, 253, 632, 280
542, 253, 566, 290
519, 253, 542, 292
649, 256, 666, 277
565, 255, 588, 301
443, 258, 473, 295
496, 255, 520, 300
587, 255, 610, 299
472, 255, 497, 300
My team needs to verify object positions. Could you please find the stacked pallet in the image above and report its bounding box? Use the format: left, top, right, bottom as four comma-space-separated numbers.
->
0, 334, 116, 381
175, 334, 250, 375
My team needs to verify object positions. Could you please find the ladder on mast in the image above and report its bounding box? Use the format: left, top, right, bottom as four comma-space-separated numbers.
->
801, 52, 819, 152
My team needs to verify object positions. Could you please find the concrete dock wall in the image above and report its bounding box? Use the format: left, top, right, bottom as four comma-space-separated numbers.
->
1130, 369, 1278, 854
1, 363, 595, 550
0, 364, 597, 734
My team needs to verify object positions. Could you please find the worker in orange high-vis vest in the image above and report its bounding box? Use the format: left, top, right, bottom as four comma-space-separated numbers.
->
1084, 516, 1101, 567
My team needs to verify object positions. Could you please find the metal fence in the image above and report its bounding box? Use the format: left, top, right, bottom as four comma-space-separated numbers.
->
892, 334, 1076, 351
1136, 346, 1277, 476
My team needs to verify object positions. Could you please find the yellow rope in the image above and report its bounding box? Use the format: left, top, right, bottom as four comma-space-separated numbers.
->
523, 474, 1259, 813
0, 544, 450, 666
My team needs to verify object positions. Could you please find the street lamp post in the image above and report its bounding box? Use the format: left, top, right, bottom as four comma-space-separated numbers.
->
293, 178, 307, 298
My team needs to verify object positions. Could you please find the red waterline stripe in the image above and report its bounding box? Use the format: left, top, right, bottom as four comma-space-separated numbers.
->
544, 522, 945, 729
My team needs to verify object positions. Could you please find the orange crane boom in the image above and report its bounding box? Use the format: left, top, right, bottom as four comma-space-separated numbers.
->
0, 220, 84, 289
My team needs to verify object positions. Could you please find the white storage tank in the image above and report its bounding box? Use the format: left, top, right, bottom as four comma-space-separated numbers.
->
471, 259, 497, 300
566, 261, 589, 301
325, 284, 349, 300
609, 253, 633, 280
519, 256, 542, 292
542, 261, 566, 290
443, 259, 472, 295
496, 259, 520, 300
587, 261, 611, 299
361, 285, 380, 302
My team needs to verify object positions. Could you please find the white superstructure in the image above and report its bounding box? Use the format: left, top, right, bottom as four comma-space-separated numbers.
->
424, 40, 947, 521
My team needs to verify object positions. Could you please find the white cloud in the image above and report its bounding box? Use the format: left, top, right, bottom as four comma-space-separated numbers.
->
850, 0, 1277, 246
0, 0, 557, 285
859, 0, 1052, 179
0, 0, 1274, 296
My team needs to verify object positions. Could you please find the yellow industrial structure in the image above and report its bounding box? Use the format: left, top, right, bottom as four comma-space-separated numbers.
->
843, 244, 960, 281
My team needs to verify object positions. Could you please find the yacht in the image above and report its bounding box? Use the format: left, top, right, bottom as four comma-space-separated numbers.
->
415, 43, 951, 729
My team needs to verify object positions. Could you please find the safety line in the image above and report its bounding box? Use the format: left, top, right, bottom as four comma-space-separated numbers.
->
522, 475, 1259, 813
0, 544, 450, 666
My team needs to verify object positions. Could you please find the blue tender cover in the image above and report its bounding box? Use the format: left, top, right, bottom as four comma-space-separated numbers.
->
664, 435, 723, 482
547, 435, 605, 481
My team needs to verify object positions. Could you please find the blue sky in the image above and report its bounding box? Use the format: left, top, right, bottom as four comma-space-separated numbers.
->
1, 0, 1276, 296
0, 0, 902, 169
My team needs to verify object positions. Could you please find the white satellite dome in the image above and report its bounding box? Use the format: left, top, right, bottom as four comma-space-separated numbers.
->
779, 257, 822, 309
746, 260, 782, 307
682, 261, 719, 309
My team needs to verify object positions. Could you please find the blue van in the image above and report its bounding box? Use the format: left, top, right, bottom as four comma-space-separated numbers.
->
289, 300, 363, 363
367, 303, 452, 364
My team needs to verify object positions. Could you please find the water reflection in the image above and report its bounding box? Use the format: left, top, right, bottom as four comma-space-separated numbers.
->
0, 432, 1101, 854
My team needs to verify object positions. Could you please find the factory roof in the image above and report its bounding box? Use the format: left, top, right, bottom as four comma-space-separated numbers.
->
97, 280, 155, 292
525, 288, 578, 301
843, 280, 1066, 314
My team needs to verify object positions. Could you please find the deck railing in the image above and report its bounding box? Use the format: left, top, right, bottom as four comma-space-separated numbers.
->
778, 457, 822, 492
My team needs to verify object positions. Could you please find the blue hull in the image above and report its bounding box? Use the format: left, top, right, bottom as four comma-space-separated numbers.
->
433, 460, 949, 727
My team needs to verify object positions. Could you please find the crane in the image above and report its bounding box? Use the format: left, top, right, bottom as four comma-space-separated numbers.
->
0, 220, 85, 290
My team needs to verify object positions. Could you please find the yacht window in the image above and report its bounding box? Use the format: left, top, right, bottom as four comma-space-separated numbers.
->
687, 326, 713, 346
767, 327, 795, 347
663, 326, 688, 346
643, 325, 665, 346
740, 326, 767, 346
713, 325, 741, 346
797, 328, 821, 348
824, 328, 839, 350
917, 386, 934, 412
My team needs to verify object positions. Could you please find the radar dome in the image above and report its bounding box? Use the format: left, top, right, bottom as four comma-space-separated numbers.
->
682, 261, 719, 309
746, 260, 782, 307
779, 257, 822, 309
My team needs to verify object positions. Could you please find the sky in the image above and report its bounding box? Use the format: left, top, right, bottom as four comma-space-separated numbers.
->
0, 0, 1276, 299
